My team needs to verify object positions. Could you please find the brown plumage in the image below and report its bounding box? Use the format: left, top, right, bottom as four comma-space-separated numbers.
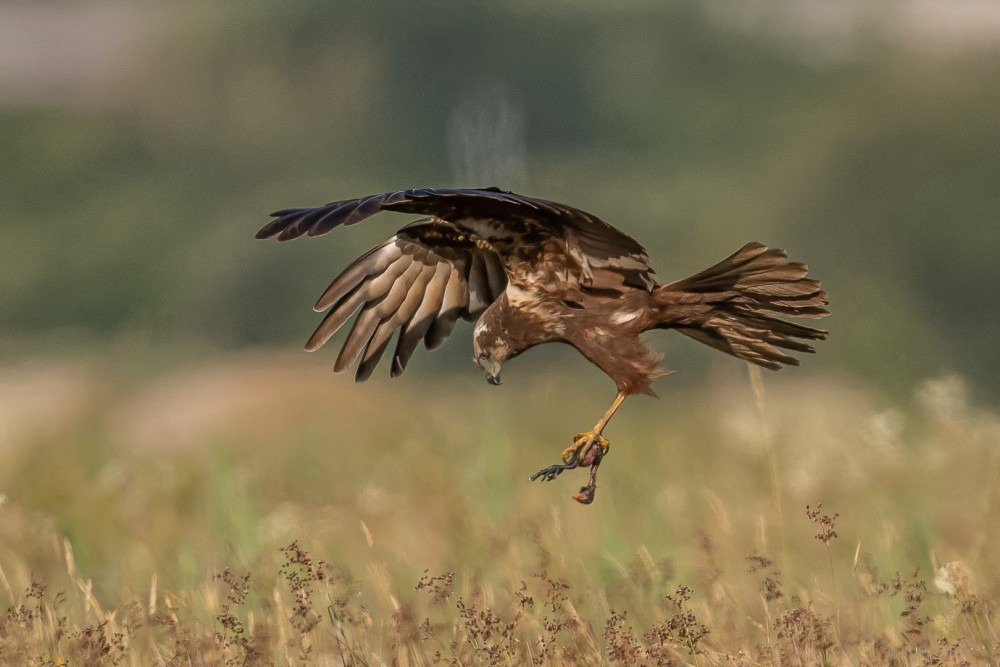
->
257, 187, 829, 503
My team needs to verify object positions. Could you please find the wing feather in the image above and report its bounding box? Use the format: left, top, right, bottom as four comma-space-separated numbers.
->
425, 264, 469, 350
258, 187, 656, 291
304, 250, 412, 351
354, 335, 393, 383
465, 252, 492, 318
281, 214, 508, 378
354, 265, 436, 381
391, 263, 450, 376
482, 252, 506, 300
334, 272, 416, 373
345, 264, 424, 379
334, 305, 381, 373
334, 258, 428, 372
313, 244, 405, 312
305, 287, 367, 352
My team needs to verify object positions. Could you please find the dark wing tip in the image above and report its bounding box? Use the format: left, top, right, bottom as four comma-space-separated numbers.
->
257, 198, 384, 242
255, 221, 281, 240
255, 208, 309, 240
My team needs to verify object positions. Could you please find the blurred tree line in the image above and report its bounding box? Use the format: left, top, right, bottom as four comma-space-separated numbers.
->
2, 1, 998, 397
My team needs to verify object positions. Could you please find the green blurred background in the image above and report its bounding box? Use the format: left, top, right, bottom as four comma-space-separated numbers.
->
2, 0, 999, 393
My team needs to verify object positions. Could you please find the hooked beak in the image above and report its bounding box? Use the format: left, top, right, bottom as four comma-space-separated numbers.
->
484, 360, 502, 386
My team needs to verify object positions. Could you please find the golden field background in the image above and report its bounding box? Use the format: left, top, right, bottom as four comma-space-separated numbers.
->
1, 352, 998, 664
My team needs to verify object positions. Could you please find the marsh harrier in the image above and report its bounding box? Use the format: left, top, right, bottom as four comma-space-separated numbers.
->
257, 187, 829, 503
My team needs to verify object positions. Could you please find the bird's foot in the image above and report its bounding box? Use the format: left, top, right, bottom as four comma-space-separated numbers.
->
528, 460, 577, 483
562, 431, 610, 465
529, 431, 609, 504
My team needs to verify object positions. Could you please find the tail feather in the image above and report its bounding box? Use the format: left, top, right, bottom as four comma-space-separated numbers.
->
659, 242, 829, 370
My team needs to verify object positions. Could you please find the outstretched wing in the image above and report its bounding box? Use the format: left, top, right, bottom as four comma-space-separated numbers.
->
256, 187, 655, 291
288, 218, 506, 381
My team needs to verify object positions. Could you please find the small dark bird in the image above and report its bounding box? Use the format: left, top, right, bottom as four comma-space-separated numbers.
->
257, 187, 829, 503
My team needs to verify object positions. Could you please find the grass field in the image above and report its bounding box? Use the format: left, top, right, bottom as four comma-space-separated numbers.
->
1, 351, 998, 665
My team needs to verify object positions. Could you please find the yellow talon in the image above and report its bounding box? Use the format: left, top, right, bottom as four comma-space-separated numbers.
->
561, 431, 610, 463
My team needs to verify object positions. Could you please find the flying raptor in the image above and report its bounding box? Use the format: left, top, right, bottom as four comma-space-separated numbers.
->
257, 187, 829, 503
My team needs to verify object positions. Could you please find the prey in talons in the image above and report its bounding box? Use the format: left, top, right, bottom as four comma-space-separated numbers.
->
572, 453, 605, 505
563, 431, 610, 466
530, 432, 609, 481
530, 431, 610, 504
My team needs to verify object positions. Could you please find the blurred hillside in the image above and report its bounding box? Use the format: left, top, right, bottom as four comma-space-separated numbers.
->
2, 1, 999, 397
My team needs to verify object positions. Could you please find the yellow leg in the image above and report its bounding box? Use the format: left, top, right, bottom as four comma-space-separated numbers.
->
529, 391, 630, 490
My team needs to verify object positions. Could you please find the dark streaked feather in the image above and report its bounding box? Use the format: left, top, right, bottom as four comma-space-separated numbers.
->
283, 215, 507, 379
257, 187, 656, 291
482, 252, 506, 299
661, 241, 829, 370
464, 253, 493, 320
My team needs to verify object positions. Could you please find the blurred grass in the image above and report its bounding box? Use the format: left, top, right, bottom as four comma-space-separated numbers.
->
1, 352, 998, 664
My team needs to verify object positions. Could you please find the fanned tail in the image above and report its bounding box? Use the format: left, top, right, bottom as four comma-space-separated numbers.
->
656, 242, 829, 370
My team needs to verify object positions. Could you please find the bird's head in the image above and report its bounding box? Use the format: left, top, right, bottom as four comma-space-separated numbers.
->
473, 312, 511, 386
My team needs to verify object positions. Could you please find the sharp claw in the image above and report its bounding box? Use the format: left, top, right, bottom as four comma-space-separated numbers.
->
529, 461, 575, 482
563, 431, 600, 462
531, 431, 610, 504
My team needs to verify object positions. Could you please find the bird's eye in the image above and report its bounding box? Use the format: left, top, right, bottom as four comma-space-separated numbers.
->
477, 351, 490, 361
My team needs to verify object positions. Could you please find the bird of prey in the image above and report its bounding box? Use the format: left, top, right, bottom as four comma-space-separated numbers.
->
257, 187, 829, 503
